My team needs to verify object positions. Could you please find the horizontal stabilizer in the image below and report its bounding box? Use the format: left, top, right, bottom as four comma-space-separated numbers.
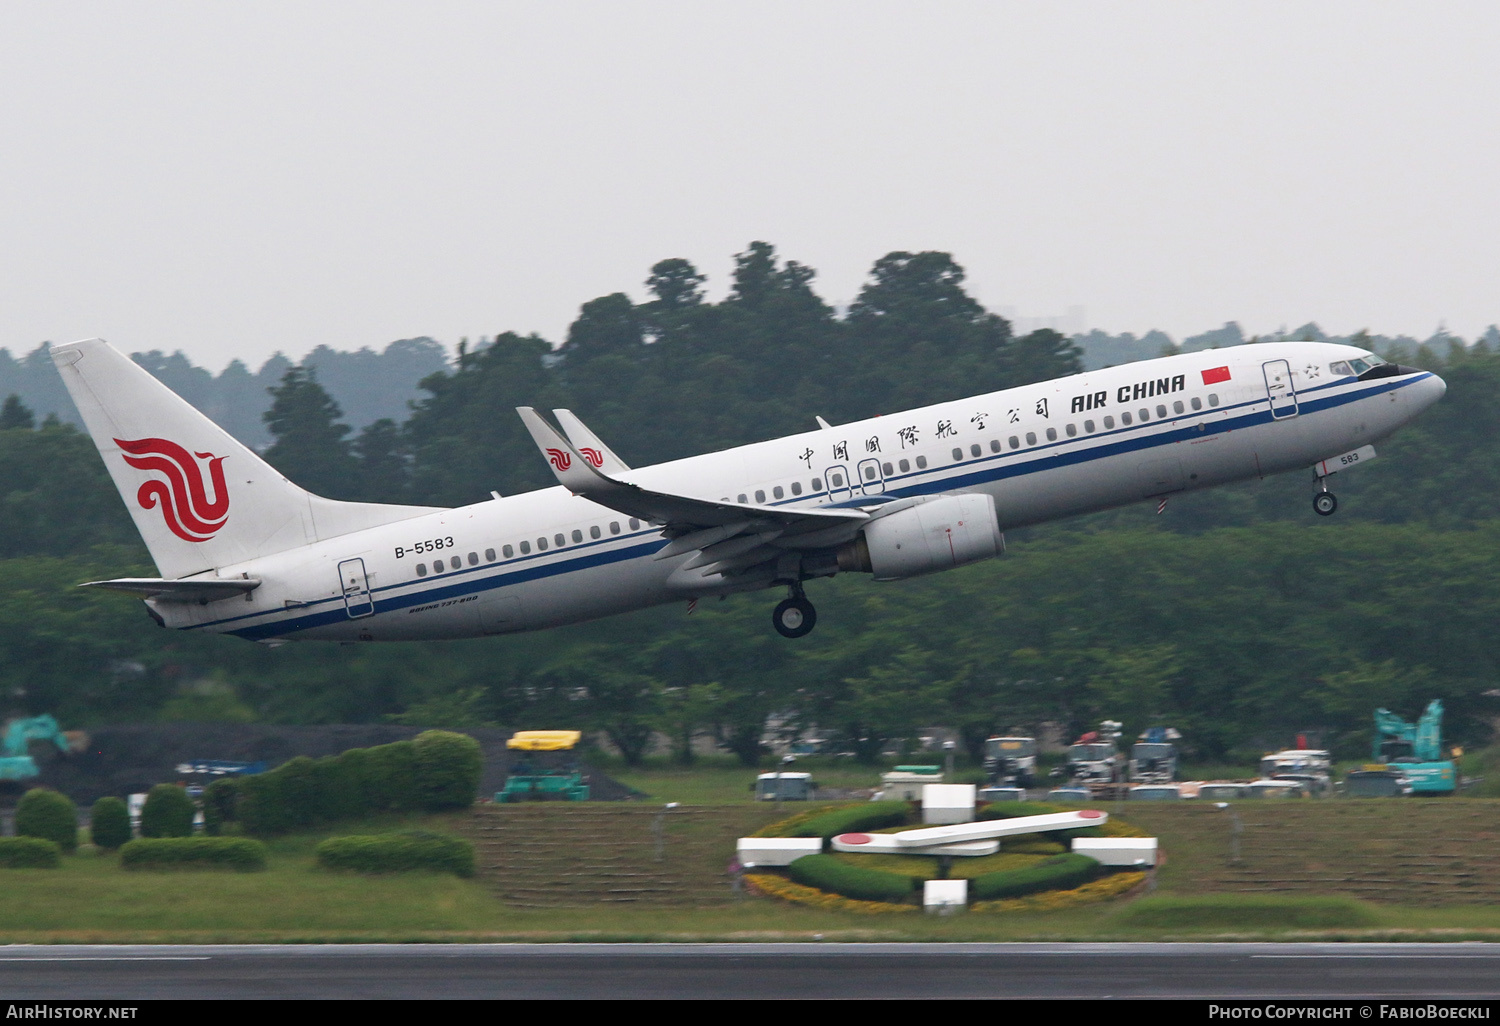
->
82, 577, 261, 603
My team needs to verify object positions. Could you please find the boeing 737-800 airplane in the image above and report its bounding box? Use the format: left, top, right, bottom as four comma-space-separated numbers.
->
53, 337, 1444, 642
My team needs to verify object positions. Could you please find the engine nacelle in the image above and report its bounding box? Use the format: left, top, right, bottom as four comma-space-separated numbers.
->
837, 493, 1004, 581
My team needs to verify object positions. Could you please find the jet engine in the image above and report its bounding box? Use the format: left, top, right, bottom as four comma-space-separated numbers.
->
836, 493, 1004, 581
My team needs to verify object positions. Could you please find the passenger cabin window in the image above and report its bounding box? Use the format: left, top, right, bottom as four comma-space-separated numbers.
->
1009, 436, 1019, 449
571, 529, 583, 543
1190, 397, 1202, 411
486, 548, 496, 561
970, 443, 982, 458
450, 556, 461, 570
1121, 412, 1133, 425
1156, 404, 1168, 418
520, 541, 531, 554
737, 493, 748, 503
882, 462, 893, 475
537, 537, 548, 551
915, 455, 928, 469
791, 481, 803, 495
989, 439, 1001, 453
1138, 408, 1150, 421
629, 518, 641, 530
811, 478, 822, 490
554, 533, 565, 547
1065, 424, 1077, 437
590, 525, 601, 539
468, 552, 479, 566
502, 545, 513, 558
1046, 428, 1057, 441
609, 522, 621, 535
416, 564, 428, 577
1208, 394, 1220, 407
831, 473, 844, 487
864, 465, 877, 480
1084, 420, 1095, 433
898, 459, 910, 472
773, 485, 784, 499
1026, 432, 1036, 445
1173, 400, 1185, 415
755, 490, 766, 503
951, 448, 963, 461
1103, 415, 1115, 429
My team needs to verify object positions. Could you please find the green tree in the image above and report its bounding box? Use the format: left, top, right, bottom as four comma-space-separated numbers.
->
262, 367, 358, 498
0, 395, 34, 430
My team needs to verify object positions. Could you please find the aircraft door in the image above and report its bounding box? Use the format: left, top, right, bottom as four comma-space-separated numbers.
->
856, 457, 885, 495
337, 558, 375, 618
1263, 359, 1299, 418
824, 465, 851, 502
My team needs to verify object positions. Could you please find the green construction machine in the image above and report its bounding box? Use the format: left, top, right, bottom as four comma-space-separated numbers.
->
0, 716, 75, 783
496, 730, 591, 802
1372, 700, 1457, 795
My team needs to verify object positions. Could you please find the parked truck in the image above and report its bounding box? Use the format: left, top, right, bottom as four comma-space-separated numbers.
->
1065, 721, 1123, 785
1129, 727, 1180, 784
983, 736, 1038, 788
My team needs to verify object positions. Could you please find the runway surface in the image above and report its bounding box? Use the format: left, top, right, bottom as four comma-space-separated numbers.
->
1, 943, 1499, 999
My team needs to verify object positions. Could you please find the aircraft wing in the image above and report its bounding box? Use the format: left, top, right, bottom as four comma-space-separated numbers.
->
82, 577, 262, 603
516, 407, 868, 576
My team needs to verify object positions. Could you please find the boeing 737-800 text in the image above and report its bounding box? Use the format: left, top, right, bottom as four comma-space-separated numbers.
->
52, 338, 1444, 642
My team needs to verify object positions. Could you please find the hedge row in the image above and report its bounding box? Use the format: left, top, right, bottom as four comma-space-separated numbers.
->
0, 837, 62, 869
786, 801, 912, 841
968, 853, 1101, 902
786, 853, 918, 903
119, 837, 268, 872
210, 730, 482, 836
315, 831, 475, 877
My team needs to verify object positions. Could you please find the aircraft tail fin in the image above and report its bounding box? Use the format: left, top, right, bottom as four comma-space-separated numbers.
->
52, 338, 441, 579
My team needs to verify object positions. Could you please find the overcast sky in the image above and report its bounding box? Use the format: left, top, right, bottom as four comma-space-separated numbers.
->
3, 2, 1497, 369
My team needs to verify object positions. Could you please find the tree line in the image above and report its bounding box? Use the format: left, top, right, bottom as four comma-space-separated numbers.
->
0, 241, 1496, 765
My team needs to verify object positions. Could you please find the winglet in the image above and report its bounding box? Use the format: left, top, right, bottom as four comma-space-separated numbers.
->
552, 409, 632, 473
515, 407, 613, 493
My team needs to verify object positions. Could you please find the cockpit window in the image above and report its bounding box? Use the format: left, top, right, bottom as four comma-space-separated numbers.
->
1348, 358, 1371, 374
1330, 361, 1353, 376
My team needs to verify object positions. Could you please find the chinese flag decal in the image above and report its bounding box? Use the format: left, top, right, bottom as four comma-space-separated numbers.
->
1201, 366, 1231, 385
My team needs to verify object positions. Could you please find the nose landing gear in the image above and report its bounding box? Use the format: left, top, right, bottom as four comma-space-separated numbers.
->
772, 585, 817, 639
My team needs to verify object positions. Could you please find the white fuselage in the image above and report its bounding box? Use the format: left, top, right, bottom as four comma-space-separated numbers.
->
154, 342, 1445, 643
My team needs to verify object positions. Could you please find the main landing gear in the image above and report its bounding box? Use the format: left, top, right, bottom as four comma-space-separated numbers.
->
1313, 474, 1338, 517
772, 585, 818, 639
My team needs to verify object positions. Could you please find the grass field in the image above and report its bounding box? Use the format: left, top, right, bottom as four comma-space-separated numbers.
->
5, 794, 1500, 942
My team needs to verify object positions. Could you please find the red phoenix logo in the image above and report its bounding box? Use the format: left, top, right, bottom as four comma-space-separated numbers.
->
545, 447, 572, 471
579, 447, 604, 469
115, 437, 229, 542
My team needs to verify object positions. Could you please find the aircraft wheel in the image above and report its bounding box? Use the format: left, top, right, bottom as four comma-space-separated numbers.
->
772, 597, 817, 639
1313, 491, 1338, 517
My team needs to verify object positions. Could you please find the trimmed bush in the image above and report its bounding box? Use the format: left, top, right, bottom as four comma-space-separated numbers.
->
201, 779, 238, 836
786, 853, 919, 903
414, 730, 482, 810
15, 788, 78, 853
969, 853, 1101, 902
139, 784, 195, 838
787, 801, 911, 841
364, 741, 419, 813
90, 797, 132, 850
120, 837, 267, 872
0, 837, 61, 869
316, 831, 475, 877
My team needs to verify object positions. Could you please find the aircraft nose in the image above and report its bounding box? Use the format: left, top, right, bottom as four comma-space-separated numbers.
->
1409, 367, 1447, 410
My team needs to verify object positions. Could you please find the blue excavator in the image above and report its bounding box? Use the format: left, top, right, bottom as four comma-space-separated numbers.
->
1372, 700, 1457, 795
